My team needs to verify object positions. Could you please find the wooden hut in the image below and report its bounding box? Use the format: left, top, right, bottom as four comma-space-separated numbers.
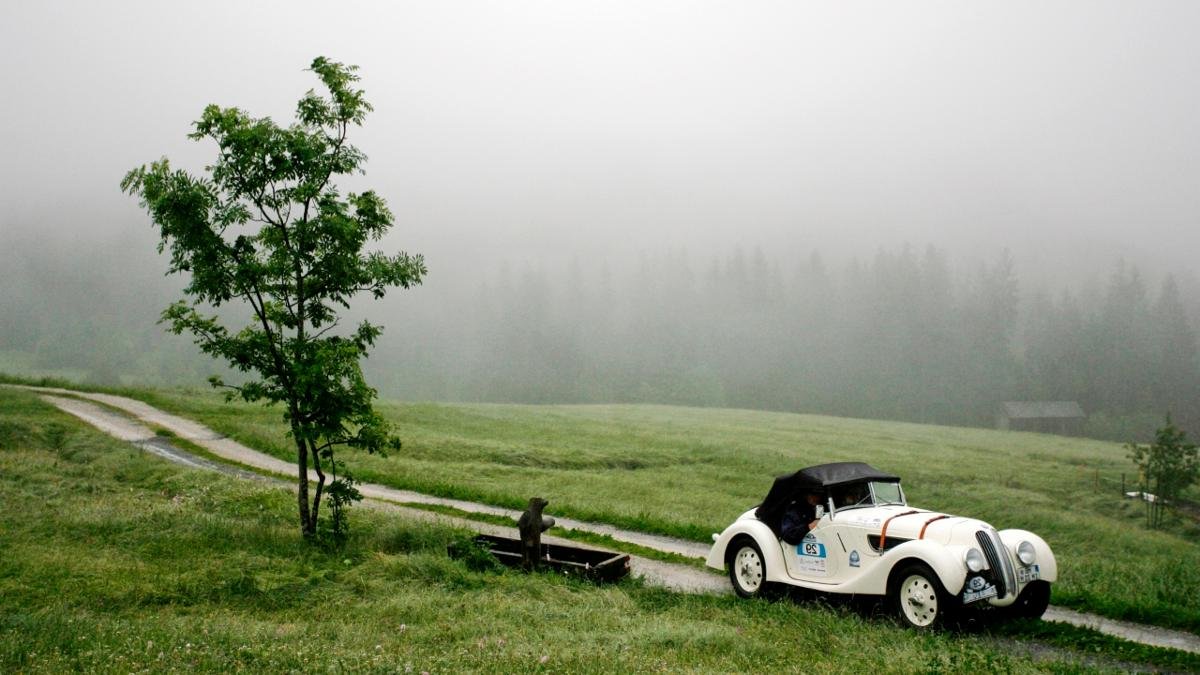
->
996, 401, 1085, 435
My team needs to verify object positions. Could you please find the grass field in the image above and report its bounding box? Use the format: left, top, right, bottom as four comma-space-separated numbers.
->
107, 385, 1200, 635
6, 385, 1163, 673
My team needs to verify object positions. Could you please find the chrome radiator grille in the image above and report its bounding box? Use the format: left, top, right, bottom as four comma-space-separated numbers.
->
975, 528, 1016, 598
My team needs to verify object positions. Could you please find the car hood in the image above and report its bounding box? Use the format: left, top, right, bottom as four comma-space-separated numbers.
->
827, 505, 993, 546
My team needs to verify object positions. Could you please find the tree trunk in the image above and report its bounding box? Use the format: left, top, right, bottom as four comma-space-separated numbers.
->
309, 439, 326, 531
1150, 477, 1161, 529
294, 430, 313, 537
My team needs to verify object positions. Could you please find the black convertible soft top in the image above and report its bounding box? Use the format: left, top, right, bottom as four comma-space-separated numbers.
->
754, 462, 900, 528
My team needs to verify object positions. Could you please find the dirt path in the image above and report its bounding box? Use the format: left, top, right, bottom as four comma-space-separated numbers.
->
35, 391, 724, 595
16, 384, 1200, 655
1041, 606, 1200, 655
44, 395, 269, 482
24, 386, 709, 559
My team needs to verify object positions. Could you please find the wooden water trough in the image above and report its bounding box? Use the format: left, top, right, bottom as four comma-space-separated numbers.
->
453, 534, 631, 582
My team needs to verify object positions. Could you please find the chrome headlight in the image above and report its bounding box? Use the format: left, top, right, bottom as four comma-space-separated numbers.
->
964, 547, 986, 573
1017, 541, 1036, 566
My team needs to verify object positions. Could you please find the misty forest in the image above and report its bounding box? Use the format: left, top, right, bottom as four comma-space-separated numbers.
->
5, 3, 1200, 448
3, 230, 1196, 442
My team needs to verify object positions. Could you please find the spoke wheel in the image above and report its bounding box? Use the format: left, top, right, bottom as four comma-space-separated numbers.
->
727, 539, 766, 598
891, 563, 949, 629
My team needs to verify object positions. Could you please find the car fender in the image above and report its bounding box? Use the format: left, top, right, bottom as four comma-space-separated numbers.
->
828, 539, 971, 596
998, 528, 1057, 583
707, 518, 792, 584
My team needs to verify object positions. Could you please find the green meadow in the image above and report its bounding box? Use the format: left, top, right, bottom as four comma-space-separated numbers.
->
111, 385, 1200, 634
7, 385, 1167, 673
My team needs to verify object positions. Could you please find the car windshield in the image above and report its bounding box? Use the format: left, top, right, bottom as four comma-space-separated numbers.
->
830, 481, 906, 513
870, 481, 905, 505
831, 484, 872, 511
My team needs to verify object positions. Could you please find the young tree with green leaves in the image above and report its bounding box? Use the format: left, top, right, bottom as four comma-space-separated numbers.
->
1127, 415, 1199, 529
122, 57, 426, 539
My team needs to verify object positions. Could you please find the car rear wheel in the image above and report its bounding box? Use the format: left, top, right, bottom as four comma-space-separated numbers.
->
727, 538, 767, 598
1008, 580, 1051, 619
891, 563, 951, 629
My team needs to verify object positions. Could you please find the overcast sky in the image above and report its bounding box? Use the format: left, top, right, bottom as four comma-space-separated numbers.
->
2, 0, 1198, 290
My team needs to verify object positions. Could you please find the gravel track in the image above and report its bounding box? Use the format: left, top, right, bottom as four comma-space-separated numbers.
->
33, 390, 724, 595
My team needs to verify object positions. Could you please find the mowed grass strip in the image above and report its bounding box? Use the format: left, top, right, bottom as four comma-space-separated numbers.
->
0, 387, 1116, 673
48, 383, 1200, 633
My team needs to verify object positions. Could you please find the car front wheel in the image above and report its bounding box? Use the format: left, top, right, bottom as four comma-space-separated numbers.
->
1008, 580, 1051, 619
727, 538, 767, 598
891, 563, 951, 629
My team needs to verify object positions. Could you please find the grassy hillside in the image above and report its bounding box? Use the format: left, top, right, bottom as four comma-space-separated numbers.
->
1, 386, 1132, 673
122, 387, 1200, 634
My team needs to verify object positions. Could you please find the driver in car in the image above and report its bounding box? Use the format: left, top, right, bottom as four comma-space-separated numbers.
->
781, 491, 823, 544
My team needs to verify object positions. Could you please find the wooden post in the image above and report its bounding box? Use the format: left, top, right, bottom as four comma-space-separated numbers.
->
517, 497, 554, 571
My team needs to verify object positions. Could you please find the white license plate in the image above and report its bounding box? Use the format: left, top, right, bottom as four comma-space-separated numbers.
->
962, 584, 998, 604
1017, 564, 1040, 583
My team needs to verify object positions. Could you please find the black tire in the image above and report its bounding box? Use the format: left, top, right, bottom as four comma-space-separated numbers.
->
1008, 580, 1051, 619
726, 537, 768, 599
890, 562, 953, 629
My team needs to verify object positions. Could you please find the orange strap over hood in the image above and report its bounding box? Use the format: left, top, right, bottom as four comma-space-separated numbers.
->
878, 510, 921, 550
918, 514, 952, 540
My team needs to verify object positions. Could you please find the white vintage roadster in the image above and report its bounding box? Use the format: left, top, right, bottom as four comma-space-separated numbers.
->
707, 462, 1056, 628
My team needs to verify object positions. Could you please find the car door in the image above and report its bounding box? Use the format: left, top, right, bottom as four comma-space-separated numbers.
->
816, 518, 877, 584
782, 516, 841, 582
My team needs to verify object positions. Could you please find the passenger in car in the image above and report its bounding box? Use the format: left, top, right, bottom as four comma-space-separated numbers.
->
838, 484, 867, 507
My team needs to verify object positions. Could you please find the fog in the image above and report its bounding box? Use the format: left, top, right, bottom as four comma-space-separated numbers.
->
2, 1, 1198, 438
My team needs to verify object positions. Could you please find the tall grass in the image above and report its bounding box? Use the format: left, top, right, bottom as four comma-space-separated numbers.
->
117, 386, 1200, 633
0, 387, 1121, 672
